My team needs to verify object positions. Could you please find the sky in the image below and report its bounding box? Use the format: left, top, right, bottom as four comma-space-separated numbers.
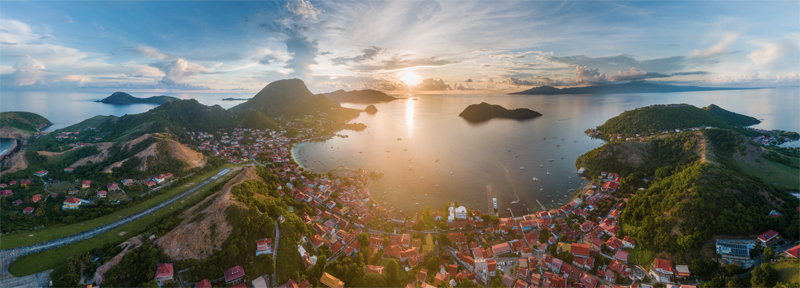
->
1, 0, 799, 94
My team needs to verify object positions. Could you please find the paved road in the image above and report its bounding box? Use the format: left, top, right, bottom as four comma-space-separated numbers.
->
0, 168, 231, 287
271, 219, 279, 287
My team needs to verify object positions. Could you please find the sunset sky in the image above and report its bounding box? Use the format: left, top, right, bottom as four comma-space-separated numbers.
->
2, 0, 798, 93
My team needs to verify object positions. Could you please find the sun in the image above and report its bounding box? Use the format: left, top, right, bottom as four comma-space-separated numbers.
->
399, 70, 420, 86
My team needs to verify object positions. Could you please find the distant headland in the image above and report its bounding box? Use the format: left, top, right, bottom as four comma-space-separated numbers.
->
222, 97, 252, 101
97, 92, 179, 104
459, 102, 542, 122
509, 81, 758, 95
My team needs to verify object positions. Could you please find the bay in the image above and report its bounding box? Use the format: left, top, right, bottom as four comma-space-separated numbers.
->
293, 87, 800, 217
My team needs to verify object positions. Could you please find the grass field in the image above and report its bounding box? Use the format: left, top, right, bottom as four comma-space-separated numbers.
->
736, 158, 800, 190
0, 164, 234, 249
8, 167, 238, 276
774, 259, 800, 284
625, 246, 656, 270
377, 258, 390, 267
275, 234, 305, 284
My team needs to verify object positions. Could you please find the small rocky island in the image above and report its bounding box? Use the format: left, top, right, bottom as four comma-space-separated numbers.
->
98, 92, 179, 105
364, 105, 378, 114
459, 102, 542, 122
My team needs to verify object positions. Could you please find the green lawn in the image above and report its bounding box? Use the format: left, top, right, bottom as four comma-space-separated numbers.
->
0, 164, 234, 249
736, 158, 800, 190
377, 258, 390, 267
8, 168, 238, 276
625, 246, 655, 270
774, 259, 800, 285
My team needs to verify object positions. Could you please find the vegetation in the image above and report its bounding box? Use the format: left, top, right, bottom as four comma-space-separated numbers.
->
98, 91, 179, 105
229, 79, 361, 121
458, 102, 542, 122
0, 111, 52, 133
595, 104, 759, 136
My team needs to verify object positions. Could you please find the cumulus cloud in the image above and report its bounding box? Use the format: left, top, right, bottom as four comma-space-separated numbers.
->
331, 46, 385, 66
480, 64, 491, 68
503, 76, 565, 87
11, 55, 46, 86
132, 45, 167, 59
55, 75, 91, 86
151, 58, 207, 87
415, 78, 451, 90
286, 0, 322, 20
670, 71, 708, 76
257, 0, 324, 80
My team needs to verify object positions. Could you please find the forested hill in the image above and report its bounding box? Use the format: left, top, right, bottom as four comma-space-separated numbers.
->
0, 111, 52, 133
230, 79, 361, 121
61, 99, 279, 143
323, 89, 398, 103
579, 129, 799, 255
509, 81, 751, 95
595, 104, 759, 136
98, 92, 179, 105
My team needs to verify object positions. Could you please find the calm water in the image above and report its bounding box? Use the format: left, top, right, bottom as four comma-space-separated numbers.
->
294, 87, 800, 216
2, 88, 798, 216
0, 138, 14, 155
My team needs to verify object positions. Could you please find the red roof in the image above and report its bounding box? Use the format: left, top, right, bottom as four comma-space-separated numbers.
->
64, 197, 81, 204
757, 230, 779, 242
784, 245, 800, 258
232, 283, 247, 288
571, 243, 590, 256
196, 279, 212, 288
156, 263, 173, 279
614, 250, 629, 261
82, 180, 91, 185
653, 258, 672, 272
23, 207, 35, 214
224, 265, 245, 282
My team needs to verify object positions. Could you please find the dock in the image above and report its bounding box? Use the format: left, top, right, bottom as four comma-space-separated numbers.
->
535, 199, 546, 211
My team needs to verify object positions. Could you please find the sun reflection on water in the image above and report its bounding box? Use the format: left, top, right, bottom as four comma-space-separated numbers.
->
405, 97, 415, 136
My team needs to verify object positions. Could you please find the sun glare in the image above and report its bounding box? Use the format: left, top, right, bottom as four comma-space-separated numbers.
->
399, 70, 420, 86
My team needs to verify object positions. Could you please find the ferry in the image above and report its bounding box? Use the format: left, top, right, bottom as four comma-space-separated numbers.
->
493, 198, 498, 209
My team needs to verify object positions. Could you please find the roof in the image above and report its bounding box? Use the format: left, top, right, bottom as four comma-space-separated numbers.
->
757, 230, 779, 241
784, 245, 800, 258
365, 265, 384, 274
653, 258, 672, 272
614, 250, 629, 261
156, 263, 173, 278
224, 265, 245, 282
64, 197, 81, 204
320, 272, 344, 288
196, 279, 212, 288
572, 243, 590, 256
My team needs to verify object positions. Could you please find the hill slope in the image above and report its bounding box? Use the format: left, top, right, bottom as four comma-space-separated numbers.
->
323, 89, 398, 103
98, 92, 179, 105
595, 103, 759, 136
459, 102, 542, 122
509, 81, 754, 95
229, 79, 361, 120
0, 111, 52, 139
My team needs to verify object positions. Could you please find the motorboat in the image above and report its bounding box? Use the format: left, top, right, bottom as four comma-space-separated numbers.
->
520, 167, 525, 170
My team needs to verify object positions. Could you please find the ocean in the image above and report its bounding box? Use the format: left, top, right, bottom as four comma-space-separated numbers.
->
2, 87, 798, 216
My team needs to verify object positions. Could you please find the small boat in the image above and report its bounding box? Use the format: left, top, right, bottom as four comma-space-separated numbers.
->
547, 195, 551, 197
540, 188, 543, 191
386, 150, 391, 152
549, 159, 554, 162
435, 185, 438, 187
543, 138, 546, 140
404, 149, 408, 151
515, 155, 518, 158
416, 203, 419, 205
508, 150, 511, 152
557, 145, 561, 147
413, 197, 417, 200
520, 167, 525, 170
540, 165, 543, 168
420, 176, 424, 179
561, 156, 565, 159
397, 138, 402, 141
533, 177, 538, 182
435, 159, 439, 162
409, 167, 413, 170
450, 172, 453, 175
409, 158, 412, 161
547, 172, 551, 175
359, 151, 362, 153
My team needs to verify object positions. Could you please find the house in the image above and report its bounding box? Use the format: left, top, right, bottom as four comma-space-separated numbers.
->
155, 175, 166, 183
122, 179, 135, 186
107, 183, 120, 191
757, 230, 780, 246
30, 194, 42, 202
20, 180, 31, 187
676, 265, 691, 279
366, 265, 385, 274
622, 236, 636, 248
615, 250, 629, 263
224, 265, 246, 285
1, 190, 13, 197
572, 243, 590, 258
486, 259, 497, 276
145, 180, 157, 187
650, 258, 674, 282
492, 242, 512, 256
97, 191, 107, 198
63, 197, 81, 210
34, 170, 48, 177
68, 187, 79, 195
370, 237, 384, 249
64, 167, 74, 173
23, 207, 35, 214
601, 181, 619, 192
501, 275, 515, 287
155, 263, 174, 284
257, 238, 273, 255
781, 245, 800, 258
196, 279, 211, 288
82, 180, 91, 189
715, 239, 757, 268
417, 268, 428, 283
12, 199, 22, 205
320, 272, 344, 288
455, 206, 468, 219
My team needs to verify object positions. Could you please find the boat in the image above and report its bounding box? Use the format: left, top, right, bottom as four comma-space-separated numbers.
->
493, 198, 498, 209
547, 195, 551, 197
386, 150, 390, 152
556, 145, 561, 147
450, 172, 453, 175
549, 159, 554, 162
561, 156, 565, 159
515, 155, 518, 158
533, 177, 538, 182
540, 165, 544, 168
397, 138, 402, 141
416, 203, 419, 205
359, 151, 362, 153
404, 149, 408, 151
508, 150, 511, 152
435, 159, 439, 162
520, 167, 525, 170
420, 176, 424, 179
543, 138, 546, 140
547, 172, 551, 175
540, 188, 543, 191
409, 167, 413, 170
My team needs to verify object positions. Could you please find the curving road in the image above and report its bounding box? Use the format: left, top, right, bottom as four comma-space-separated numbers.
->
0, 168, 231, 287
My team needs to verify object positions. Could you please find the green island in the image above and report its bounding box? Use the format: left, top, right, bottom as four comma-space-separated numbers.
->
97, 92, 180, 105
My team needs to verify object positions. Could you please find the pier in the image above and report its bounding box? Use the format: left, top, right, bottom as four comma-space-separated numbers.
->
535, 199, 546, 211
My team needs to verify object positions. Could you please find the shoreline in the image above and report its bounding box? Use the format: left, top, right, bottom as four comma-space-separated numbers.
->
0, 138, 19, 161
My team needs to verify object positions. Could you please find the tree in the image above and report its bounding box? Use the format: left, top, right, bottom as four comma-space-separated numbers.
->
751, 263, 778, 287
491, 277, 504, 288
458, 279, 477, 287
689, 257, 718, 280
385, 259, 399, 286
539, 228, 550, 244
763, 247, 775, 261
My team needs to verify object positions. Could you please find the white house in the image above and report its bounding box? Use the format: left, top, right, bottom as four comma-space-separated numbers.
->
455, 206, 468, 220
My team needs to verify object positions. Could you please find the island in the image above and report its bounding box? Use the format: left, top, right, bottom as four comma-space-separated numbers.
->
323, 89, 398, 103
458, 102, 542, 122
0, 111, 52, 139
222, 97, 252, 101
509, 80, 756, 95
97, 92, 179, 105
364, 105, 378, 114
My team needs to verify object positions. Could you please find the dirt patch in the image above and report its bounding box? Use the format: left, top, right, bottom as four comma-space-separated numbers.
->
118, 231, 127, 236
168, 140, 206, 170
92, 236, 143, 285
1, 150, 28, 175
70, 142, 115, 167
597, 141, 650, 168
693, 131, 720, 166
122, 134, 153, 151
156, 167, 258, 260
0, 126, 32, 139
757, 190, 784, 208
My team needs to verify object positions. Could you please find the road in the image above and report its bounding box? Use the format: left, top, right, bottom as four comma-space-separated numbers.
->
270, 219, 279, 287
0, 168, 231, 287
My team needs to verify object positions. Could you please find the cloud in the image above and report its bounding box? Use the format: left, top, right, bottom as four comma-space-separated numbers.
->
352, 54, 459, 72
132, 45, 168, 59
415, 78, 450, 90
453, 83, 476, 90
61, 16, 76, 24
331, 46, 385, 66
151, 58, 207, 86
257, 0, 324, 80
481, 64, 491, 68
670, 71, 708, 76
254, 49, 283, 65
543, 54, 686, 73
747, 39, 800, 70
466, 78, 473, 82
690, 32, 739, 65
10, 55, 46, 86
607, 67, 669, 81
503, 76, 565, 87
55, 75, 91, 86
286, 0, 322, 20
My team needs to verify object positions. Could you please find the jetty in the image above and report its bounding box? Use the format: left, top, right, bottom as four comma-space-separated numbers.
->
535, 199, 546, 211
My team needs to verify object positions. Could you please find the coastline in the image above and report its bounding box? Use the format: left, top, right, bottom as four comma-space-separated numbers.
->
291, 142, 311, 171
0, 138, 19, 159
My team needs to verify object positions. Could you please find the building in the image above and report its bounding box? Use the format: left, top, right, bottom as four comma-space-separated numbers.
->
155, 263, 174, 285
676, 265, 691, 279
82, 180, 91, 189
122, 179, 135, 186
366, 265, 385, 274
320, 272, 344, 288
571, 243, 590, 258
256, 238, 273, 255
31, 194, 42, 202
650, 258, 673, 282
34, 170, 48, 177
196, 279, 212, 288
224, 265, 246, 285
455, 206, 468, 219
63, 197, 81, 210
492, 243, 512, 256
715, 239, 757, 268
781, 245, 800, 258
97, 191, 107, 198
107, 183, 120, 191
757, 230, 780, 246
23, 207, 35, 214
